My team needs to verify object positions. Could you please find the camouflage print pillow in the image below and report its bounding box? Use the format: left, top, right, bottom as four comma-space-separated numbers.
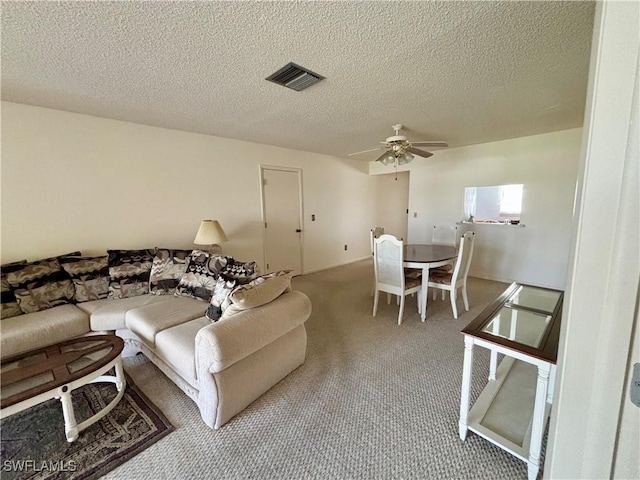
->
174, 251, 232, 302
221, 259, 259, 285
7, 258, 76, 314
107, 249, 155, 300
1, 260, 28, 319
149, 248, 192, 295
205, 274, 238, 322
61, 256, 109, 302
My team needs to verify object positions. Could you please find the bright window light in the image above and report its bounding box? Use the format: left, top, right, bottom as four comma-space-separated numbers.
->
499, 184, 524, 216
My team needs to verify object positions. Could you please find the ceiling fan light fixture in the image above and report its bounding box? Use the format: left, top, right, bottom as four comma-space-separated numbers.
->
381, 154, 396, 165
350, 123, 448, 163
397, 152, 414, 165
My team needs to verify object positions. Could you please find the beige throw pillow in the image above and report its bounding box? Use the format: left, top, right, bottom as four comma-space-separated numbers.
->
225, 270, 293, 313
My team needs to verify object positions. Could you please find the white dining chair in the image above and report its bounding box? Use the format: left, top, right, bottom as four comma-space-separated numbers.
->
373, 234, 422, 325
370, 227, 385, 296
432, 224, 458, 248
431, 224, 458, 299
427, 231, 475, 319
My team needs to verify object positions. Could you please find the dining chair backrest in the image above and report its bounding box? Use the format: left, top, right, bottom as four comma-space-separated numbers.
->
452, 231, 475, 284
370, 226, 385, 254
432, 224, 458, 248
373, 234, 404, 289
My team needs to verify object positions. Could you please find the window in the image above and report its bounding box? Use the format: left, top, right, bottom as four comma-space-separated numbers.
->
499, 184, 524, 216
464, 184, 524, 223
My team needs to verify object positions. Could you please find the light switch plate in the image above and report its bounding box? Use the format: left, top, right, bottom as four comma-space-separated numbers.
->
631, 363, 640, 408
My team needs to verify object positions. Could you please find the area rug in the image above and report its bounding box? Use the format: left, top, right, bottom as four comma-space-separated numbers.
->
0, 374, 173, 480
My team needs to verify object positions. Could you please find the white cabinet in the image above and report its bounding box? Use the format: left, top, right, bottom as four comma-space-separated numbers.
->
458, 283, 563, 480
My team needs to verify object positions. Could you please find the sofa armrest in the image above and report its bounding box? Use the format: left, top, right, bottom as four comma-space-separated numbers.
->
195, 290, 311, 374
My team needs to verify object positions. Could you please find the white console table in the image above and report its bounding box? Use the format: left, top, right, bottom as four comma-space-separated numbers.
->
458, 283, 563, 480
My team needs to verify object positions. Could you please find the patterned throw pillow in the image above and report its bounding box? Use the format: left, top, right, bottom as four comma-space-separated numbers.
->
221, 260, 259, 285
174, 251, 232, 302
61, 256, 109, 302
6, 258, 76, 314
205, 274, 238, 322
1, 260, 28, 319
149, 248, 191, 295
107, 249, 155, 299
223, 270, 293, 318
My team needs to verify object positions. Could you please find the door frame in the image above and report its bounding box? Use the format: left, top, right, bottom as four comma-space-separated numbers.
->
259, 164, 305, 275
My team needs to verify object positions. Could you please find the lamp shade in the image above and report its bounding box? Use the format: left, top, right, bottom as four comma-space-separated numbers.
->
194, 220, 228, 245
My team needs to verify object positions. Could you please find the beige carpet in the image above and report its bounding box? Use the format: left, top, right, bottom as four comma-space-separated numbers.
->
106, 260, 538, 479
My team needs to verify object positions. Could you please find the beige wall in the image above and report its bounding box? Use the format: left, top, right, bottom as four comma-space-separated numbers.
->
0, 102, 376, 272
1, 102, 581, 287
371, 128, 582, 289
375, 171, 409, 242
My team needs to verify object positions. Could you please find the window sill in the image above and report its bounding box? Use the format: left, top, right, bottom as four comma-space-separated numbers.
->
457, 221, 526, 227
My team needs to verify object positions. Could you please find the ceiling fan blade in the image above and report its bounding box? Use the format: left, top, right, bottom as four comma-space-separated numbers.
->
374, 151, 391, 163
348, 146, 383, 156
407, 147, 433, 158
411, 141, 449, 148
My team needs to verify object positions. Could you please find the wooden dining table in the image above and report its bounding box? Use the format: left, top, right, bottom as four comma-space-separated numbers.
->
403, 244, 458, 321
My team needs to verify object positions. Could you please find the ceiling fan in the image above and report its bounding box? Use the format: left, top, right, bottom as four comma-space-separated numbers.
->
348, 124, 448, 165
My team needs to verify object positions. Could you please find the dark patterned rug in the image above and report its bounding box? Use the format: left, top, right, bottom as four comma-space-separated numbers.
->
1, 374, 173, 480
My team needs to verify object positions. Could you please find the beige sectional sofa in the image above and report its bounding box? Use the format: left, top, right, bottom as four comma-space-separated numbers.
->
1, 250, 312, 429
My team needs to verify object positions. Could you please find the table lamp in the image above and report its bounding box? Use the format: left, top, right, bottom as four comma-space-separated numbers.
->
193, 220, 228, 254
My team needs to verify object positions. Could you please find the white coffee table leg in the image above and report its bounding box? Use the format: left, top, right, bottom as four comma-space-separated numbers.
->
459, 335, 474, 440
115, 359, 125, 392
420, 266, 429, 321
528, 362, 551, 480
58, 385, 78, 442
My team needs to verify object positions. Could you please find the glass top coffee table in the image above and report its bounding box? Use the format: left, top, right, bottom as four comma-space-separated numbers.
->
458, 283, 563, 480
1, 334, 126, 442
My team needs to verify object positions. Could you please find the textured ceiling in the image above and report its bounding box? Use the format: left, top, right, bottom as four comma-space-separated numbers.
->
1, 1, 595, 160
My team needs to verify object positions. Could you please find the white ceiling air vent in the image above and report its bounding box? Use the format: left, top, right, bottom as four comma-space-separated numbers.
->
266, 62, 325, 91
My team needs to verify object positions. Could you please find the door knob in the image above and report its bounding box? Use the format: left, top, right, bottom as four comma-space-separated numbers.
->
296, 229, 302, 233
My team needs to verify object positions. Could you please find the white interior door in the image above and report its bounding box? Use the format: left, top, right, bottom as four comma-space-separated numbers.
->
261, 166, 303, 275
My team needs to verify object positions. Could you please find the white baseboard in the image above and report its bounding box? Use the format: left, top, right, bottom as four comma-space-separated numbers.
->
301, 256, 370, 276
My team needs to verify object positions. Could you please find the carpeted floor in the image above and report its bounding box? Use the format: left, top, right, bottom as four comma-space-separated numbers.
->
0, 375, 173, 480
106, 259, 540, 479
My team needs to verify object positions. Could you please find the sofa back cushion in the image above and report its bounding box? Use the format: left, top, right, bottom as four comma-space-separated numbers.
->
149, 248, 191, 295
61, 256, 110, 302
6, 258, 76, 313
204, 260, 261, 321
107, 249, 155, 299
222, 270, 293, 318
1, 260, 28, 319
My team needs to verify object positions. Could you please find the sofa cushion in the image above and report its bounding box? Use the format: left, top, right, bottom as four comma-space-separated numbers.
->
155, 317, 209, 386
0, 304, 90, 359
107, 249, 155, 299
149, 248, 191, 295
7, 258, 76, 314
125, 296, 207, 347
225, 270, 293, 313
78, 294, 173, 331
1, 260, 27, 319
174, 251, 232, 302
60, 255, 110, 302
